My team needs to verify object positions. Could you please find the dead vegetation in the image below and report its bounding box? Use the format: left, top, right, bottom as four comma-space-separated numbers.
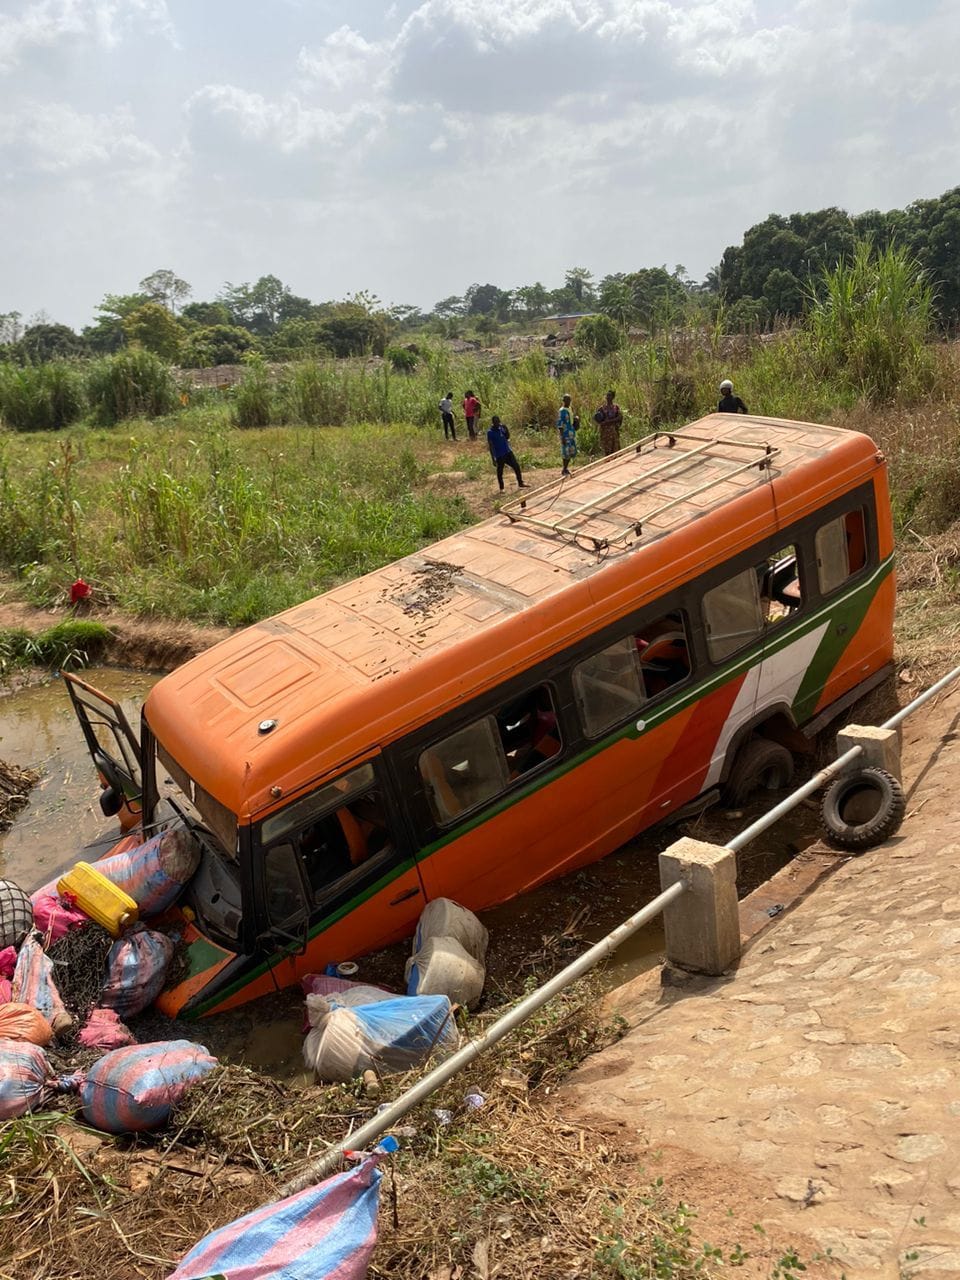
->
0, 974, 764, 1280
0, 758, 39, 833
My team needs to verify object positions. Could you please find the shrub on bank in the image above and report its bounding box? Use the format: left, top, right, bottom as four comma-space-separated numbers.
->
86, 350, 179, 425
0, 362, 85, 432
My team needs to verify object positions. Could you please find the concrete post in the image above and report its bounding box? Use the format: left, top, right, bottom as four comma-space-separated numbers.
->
836, 724, 902, 783
659, 837, 740, 976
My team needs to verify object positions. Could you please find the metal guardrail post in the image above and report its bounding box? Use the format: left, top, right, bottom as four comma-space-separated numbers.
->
276, 878, 686, 1196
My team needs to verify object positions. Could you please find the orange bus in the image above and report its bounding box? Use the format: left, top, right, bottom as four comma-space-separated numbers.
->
66, 414, 895, 1017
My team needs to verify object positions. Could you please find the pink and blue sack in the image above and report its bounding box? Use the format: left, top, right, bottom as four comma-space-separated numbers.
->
81, 1040, 217, 1133
167, 1139, 397, 1280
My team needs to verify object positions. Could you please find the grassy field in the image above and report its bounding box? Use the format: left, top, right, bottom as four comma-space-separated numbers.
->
0, 319, 958, 629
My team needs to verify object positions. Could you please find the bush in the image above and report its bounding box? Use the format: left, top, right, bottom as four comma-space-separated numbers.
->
386, 345, 419, 372
181, 325, 255, 368
86, 350, 178, 425
575, 314, 622, 356
232, 358, 277, 428
0, 362, 85, 432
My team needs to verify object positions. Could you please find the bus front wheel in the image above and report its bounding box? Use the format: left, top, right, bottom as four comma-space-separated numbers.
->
723, 737, 795, 807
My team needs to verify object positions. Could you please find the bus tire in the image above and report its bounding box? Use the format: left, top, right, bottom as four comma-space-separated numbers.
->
723, 737, 794, 807
820, 767, 905, 852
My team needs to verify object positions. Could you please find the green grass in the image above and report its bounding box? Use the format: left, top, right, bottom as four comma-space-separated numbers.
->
0, 298, 958, 628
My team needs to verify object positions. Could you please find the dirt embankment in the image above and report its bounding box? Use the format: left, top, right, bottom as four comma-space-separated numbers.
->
0, 601, 231, 674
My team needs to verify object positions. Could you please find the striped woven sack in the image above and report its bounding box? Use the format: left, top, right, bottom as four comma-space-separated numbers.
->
0, 1040, 80, 1119
81, 1040, 217, 1134
96, 826, 199, 917
11, 934, 71, 1033
101, 926, 176, 1018
167, 1141, 397, 1280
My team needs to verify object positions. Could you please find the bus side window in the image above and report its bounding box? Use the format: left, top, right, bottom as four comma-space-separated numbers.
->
635, 612, 691, 696
816, 509, 867, 594
574, 636, 644, 737
703, 567, 764, 662
419, 718, 509, 824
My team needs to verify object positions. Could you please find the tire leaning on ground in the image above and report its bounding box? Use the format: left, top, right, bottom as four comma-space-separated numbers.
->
820, 766, 907, 852
723, 737, 795, 807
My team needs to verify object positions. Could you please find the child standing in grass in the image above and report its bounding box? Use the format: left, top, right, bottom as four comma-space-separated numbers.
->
557, 394, 578, 477
487, 416, 527, 492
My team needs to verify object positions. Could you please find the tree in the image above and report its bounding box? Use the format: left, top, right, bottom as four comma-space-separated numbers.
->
220, 275, 299, 334
433, 295, 465, 319
575, 313, 620, 355
17, 323, 84, 362
139, 269, 192, 314
181, 301, 233, 328
624, 267, 688, 328
123, 302, 185, 361
464, 283, 510, 318
564, 267, 595, 305
180, 324, 255, 367
762, 268, 803, 318
0, 311, 22, 345
512, 283, 550, 318
315, 302, 388, 356
598, 276, 637, 328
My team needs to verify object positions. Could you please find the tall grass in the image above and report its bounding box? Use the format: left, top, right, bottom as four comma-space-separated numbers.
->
85, 349, 179, 425
808, 242, 938, 404
0, 362, 85, 431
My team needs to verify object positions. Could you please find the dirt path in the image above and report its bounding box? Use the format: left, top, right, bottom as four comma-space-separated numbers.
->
561, 681, 960, 1278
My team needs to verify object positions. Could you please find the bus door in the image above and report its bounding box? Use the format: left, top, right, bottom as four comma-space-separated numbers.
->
700, 540, 810, 791
253, 755, 426, 965
63, 672, 142, 821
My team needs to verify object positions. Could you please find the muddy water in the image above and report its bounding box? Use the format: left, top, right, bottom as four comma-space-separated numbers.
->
0, 670, 821, 1076
0, 668, 158, 890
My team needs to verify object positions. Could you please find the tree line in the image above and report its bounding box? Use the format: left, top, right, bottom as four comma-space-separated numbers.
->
2, 185, 958, 367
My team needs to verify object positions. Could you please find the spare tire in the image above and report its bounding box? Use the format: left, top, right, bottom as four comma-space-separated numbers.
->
820, 766, 906, 852
723, 737, 795, 807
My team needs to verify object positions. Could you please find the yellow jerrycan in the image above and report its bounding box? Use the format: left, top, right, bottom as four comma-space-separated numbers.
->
57, 862, 138, 937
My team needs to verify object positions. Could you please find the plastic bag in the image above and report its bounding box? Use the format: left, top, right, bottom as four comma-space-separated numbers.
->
101, 925, 175, 1018
96, 824, 200, 917
81, 1040, 217, 1134
0, 1041, 80, 1120
0, 946, 17, 979
11, 934, 72, 1034
0, 979, 11, 1004
406, 935, 485, 1009
301, 973, 394, 1001
167, 1141, 397, 1280
78, 1007, 135, 1050
33, 892, 89, 943
0, 1002, 53, 1046
304, 994, 457, 1082
414, 898, 489, 963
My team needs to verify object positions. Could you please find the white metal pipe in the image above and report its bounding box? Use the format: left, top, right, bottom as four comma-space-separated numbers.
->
276, 877, 686, 1196
725, 745, 863, 853
881, 662, 960, 731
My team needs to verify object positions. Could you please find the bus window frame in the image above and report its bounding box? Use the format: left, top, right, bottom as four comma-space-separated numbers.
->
249, 753, 413, 946
413, 678, 568, 833
814, 505, 870, 598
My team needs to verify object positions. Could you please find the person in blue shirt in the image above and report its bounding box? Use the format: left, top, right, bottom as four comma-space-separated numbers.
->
556, 394, 578, 476
487, 415, 526, 491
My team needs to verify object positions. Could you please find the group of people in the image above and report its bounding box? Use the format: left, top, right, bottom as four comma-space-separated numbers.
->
437, 377, 747, 494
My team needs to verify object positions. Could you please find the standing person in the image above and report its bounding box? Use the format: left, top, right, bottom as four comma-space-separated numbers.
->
463, 389, 481, 441
438, 390, 457, 440
594, 389, 623, 456
487, 415, 527, 492
557, 394, 578, 477
717, 378, 748, 414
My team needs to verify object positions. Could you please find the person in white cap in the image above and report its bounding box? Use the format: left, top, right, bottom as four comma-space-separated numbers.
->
718, 378, 748, 414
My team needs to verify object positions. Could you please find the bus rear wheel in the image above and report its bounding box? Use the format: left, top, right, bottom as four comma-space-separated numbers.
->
723, 737, 795, 807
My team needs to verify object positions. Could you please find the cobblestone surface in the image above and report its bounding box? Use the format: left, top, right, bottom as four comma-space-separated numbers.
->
564, 684, 960, 1279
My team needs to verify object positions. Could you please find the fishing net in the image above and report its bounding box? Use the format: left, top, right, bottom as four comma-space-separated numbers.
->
0, 878, 33, 949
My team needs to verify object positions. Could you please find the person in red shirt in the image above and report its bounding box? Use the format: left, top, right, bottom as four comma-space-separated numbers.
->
462, 390, 481, 440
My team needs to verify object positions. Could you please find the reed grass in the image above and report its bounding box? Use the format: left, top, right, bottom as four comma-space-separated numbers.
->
0, 362, 85, 432
85, 349, 179, 425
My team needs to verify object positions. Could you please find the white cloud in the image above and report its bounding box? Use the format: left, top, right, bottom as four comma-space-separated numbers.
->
0, 101, 158, 171
0, 0, 175, 72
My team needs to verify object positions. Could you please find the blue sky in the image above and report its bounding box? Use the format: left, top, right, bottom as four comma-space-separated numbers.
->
1, 0, 958, 328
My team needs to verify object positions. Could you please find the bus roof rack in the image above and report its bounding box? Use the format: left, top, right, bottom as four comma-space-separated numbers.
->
501, 428, 781, 552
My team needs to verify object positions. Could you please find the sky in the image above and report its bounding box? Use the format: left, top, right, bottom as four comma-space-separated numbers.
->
1, 0, 959, 329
